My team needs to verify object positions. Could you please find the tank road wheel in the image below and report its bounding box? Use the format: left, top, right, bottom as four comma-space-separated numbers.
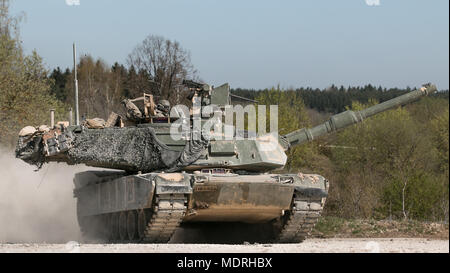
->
127, 211, 138, 241
78, 215, 106, 242
118, 212, 128, 241
103, 214, 112, 241
110, 213, 119, 242
274, 199, 323, 243
137, 209, 148, 240
98, 214, 110, 240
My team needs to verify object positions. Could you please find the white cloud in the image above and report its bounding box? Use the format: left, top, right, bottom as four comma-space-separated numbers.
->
65, 0, 80, 6
365, 0, 381, 6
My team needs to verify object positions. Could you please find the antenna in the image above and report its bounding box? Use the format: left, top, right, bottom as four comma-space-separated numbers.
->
73, 43, 80, 125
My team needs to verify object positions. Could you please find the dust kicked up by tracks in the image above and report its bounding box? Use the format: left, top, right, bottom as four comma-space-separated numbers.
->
0, 147, 84, 243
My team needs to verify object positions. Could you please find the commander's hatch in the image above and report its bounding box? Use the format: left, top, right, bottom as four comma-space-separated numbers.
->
210, 83, 231, 106
211, 83, 258, 107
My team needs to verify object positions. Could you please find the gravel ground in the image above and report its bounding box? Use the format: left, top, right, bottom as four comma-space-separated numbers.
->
0, 238, 448, 253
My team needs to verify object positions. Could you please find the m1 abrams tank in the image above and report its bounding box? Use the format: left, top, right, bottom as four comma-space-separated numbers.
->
16, 81, 437, 243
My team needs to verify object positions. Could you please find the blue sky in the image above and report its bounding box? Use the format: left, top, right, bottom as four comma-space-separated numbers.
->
10, 0, 449, 90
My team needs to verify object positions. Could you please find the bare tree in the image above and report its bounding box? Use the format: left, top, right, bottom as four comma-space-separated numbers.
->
64, 55, 124, 120
127, 35, 196, 104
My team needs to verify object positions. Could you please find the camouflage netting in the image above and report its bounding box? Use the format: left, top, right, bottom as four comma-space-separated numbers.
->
165, 130, 209, 173
67, 127, 173, 172
15, 135, 46, 168
16, 126, 209, 173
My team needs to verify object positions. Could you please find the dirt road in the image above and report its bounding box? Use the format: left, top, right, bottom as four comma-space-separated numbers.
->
0, 238, 448, 253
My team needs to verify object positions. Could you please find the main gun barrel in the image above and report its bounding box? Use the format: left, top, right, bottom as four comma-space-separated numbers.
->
284, 83, 437, 147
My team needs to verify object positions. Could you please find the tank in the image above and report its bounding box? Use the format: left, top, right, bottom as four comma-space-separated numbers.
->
15, 82, 437, 243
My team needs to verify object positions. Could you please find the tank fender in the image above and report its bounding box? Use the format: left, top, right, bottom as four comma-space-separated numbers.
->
154, 173, 193, 195
293, 186, 328, 198
292, 173, 329, 198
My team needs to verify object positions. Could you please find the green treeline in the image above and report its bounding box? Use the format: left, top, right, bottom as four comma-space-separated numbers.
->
233, 85, 449, 113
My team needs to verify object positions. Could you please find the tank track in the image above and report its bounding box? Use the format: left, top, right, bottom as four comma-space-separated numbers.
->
77, 190, 322, 244
275, 199, 323, 243
77, 193, 187, 243
142, 194, 187, 243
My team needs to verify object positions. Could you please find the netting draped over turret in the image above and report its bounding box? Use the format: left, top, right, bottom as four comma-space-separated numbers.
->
16, 126, 209, 173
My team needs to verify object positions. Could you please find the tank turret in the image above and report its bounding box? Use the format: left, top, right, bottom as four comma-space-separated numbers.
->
15, 83, 437, 174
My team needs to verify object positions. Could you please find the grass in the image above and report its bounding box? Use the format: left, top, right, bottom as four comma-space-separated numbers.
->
311, 217, 449, 239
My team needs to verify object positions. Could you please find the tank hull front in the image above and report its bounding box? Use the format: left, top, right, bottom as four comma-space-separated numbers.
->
185, 175, 293, 223
74, 171, 328, 242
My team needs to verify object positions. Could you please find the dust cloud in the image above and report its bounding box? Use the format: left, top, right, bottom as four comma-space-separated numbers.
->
0, 147, 92, 243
